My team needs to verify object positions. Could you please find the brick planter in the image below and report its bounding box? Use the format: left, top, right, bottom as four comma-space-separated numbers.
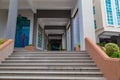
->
75, 47, 80, 52
25, 46, 34, 51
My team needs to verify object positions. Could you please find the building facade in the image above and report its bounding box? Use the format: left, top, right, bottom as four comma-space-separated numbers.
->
94, 0, 120, 46
1, 0, 113, 51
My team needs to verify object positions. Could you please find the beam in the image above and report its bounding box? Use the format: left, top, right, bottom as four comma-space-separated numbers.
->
45, 26, 66, 30
48, 34, 62, 37
37, 10, 71, 18
27, 0, 36, 13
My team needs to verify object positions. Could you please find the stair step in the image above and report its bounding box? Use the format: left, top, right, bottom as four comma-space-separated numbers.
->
0, 66, 100, 72
6, 57, 91, 60
13, 51, 87, 54
0, 76, 106, 80
0, 51, 105, 80
12, 52, 88, 55
0, 71, 103, 77
0, 66, 99, 69
10, 55, 89, 57
2, 60, 94, 63
0, 63, 96, 67
0, 63, 96, 65
0, 68, 100, 72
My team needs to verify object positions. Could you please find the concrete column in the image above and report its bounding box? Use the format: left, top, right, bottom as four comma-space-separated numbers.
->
29, 14, 34, 44
70, 18, 74, 51
32, 14, 37, 47
6, 0, 18, 39
42, 28, 45, 51
62, 33, 66, 49
78, 0, 96, 51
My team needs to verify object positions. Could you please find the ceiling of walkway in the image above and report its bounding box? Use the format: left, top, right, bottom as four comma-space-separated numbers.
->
0, 0, 77, 10
0, 0, 77, 40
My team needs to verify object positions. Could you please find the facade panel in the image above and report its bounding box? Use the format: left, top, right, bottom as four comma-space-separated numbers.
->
105, 0, 114, 25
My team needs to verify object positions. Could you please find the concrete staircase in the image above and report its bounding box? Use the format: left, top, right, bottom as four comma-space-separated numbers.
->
0, 51, 106, 80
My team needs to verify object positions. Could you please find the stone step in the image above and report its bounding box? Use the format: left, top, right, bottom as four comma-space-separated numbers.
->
0, 66, 99, 69
13, 51, 87, 54
6, 57, 91, 60
0, 76, 106, 80
10, 54, 89, 57
0, 63, 96, 65
2, 60, 94, 63
0, 67, 100, 72
0, 71, 103, 77
0, 51, 105, 80
0, 63, 96, 67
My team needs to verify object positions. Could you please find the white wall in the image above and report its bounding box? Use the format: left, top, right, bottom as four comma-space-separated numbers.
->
0, 10, 8, 38
67, 27, 71, 51
18, 10, 34, 44
94, 0, 106, 29
62, 33, 66, 49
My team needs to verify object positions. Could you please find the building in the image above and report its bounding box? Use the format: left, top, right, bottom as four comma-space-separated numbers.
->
3, 0, 120, 51
0, 0, 96, 51
0, 0, 118, 79
94, 0, 120, 46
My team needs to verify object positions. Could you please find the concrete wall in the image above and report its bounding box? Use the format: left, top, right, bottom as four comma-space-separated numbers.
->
94, 0, 106, 29
0, 10, 8, 38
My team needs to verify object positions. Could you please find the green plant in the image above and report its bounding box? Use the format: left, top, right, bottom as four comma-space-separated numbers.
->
105, 43, 119, 56
111, 52, 120, 58
97, 42, 106, 47
101, 47, 106, 53
62, 49, 66, 51
78, 44, 80, 48
0, 39, 6, 45
28, 44, 33, 46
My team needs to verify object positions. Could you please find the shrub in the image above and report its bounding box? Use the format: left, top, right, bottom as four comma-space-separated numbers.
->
0, 39, 6, 45
111, 52, 120, 58
105, 43, 119, 56
28, 44, 33, 46
97, 42, 106, 47
101, 47, 106, 53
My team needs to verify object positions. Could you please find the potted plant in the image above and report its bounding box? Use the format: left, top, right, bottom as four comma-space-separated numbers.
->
62, 48, 66, 51
76, 44, 80, 51
0, 39, 6, 45
25, 44, 34, 51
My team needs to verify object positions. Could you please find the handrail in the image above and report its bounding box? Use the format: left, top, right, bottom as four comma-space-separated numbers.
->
0, 39, 13, 50
0, 39, 14, 62
85, 37, 120, 80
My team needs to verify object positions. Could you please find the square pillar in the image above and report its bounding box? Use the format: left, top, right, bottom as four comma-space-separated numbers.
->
78, 0, 96, 51
6, 0, 18, 39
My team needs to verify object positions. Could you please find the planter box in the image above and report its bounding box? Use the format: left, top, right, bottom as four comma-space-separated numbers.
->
75, 47, 80, 52
25, 46, 34, 51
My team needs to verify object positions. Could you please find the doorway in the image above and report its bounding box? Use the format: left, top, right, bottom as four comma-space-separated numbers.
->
15, 16, 30, 47
50, 40, 62, 51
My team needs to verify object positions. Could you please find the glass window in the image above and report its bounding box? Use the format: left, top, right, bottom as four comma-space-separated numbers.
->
93, 6, 96, 15
37, 26, 42, 48
115, 0, 120, 26
105, 0, 114, 25
94, 20, 97, 29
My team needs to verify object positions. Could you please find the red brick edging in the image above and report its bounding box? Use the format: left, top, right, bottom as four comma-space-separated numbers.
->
85, 37, 120, 80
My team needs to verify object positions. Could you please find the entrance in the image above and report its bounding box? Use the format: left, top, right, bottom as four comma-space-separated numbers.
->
15, 16, 30, 47
50, 40, 62, 51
